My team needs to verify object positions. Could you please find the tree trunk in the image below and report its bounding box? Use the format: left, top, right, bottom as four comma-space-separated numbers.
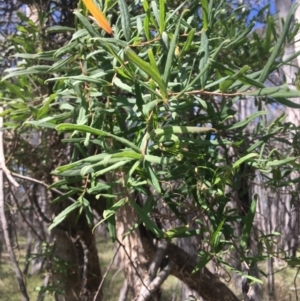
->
115, 202, 155, 299
51, 212, 103, 301
113, 189, 240, 301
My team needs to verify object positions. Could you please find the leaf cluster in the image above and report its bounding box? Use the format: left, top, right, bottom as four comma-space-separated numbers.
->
2, 0, 300, 282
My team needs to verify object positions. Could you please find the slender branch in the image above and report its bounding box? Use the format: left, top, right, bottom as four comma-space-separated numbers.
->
9, 186, 44, 241
93, 244, 121, 301
116, 237, 151, 294
0, 106, 29, 301
137, 239, 174, 301
148, 239, 168, 281
294, 267, 300, 301
11, 172, 77, 203
168, 89, 245, 98
118, 280, 128, 301
78, 235, 89, 299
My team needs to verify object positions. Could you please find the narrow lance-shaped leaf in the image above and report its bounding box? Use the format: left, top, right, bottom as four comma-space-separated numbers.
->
210, 219, 225, 253
201, 0, 209, 31
56, 123, 141, 153
226, 111, 267, 131
149, 125, 217, 139
258, 3, 298, 83
125, 47, 167, 100
163, 11, 186, 84
2, 65, 50, 81
173, 39, 230, 100
199, 30, 209, 88
159, 0, 165, 33
240, 196, 257, 249
118, 0, 130, 41
219, 65, 250, 92
93, 198, 127, 232
144, 161, 161, 193
82, 0, 113, 34
233, 153, 259, 169
128, 198, 165, 238
49, 201, 81, 231
106, 198, 116, 242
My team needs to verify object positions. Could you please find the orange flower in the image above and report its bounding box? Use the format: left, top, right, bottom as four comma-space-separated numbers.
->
82, 0, 113, 35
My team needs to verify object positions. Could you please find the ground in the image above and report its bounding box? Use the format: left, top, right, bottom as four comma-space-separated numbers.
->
0, 235, 298, 301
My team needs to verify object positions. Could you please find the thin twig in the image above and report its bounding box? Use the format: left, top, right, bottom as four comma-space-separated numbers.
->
116, 237, 151, 294
9, 186, 44, 241
11, 172, 77, 203
294, 267, 300, 301
93, 244, 121, 301
0, 106, 29, 301
78, 236, 89, 299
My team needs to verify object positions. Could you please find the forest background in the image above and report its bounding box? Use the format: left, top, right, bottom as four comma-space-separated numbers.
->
1, 0, 300, 301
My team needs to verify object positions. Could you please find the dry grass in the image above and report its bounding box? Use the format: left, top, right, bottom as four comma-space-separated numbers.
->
1, 237, 300, 301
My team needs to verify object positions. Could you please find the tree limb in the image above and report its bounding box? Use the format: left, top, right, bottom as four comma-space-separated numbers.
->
141, 234, 240, 301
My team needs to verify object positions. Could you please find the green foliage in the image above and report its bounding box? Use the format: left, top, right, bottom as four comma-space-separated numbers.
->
2, 0, 300, 285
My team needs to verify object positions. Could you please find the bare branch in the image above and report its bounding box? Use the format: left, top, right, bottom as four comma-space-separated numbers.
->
93, 244, 121, 301
9, 186, 44, 241
137, 256, 174, 301
148, 239, 168, 281
0, 106, 29, 301
11, 172, 77, 203
137, 239, 173, 301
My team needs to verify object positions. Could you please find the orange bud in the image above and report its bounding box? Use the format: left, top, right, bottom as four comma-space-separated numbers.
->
82, 0, 113, 35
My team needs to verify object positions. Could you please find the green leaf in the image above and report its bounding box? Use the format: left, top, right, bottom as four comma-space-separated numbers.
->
105, 198, 116, 242
266, 157, 296, 167
114, 77, 133, 93
219, 65, 250, 92
74, 11, 98, 37
211, 219, 225, 253
163, 12, 184, 84
125, 47, 167, 99
148, 48, 160, 73
56, 123, 141, 153
49, 201, 81, 231
82, 198, 94, 226
144, 155, 178, 165
93, 159, 134, 177
192, 251, 212, 273
165, 225, 202, 239
93, 198, 127, 232
118, 0, 131, 41
201, 0, 209, 31
2, 65, 50, 81
199, 31, 209, 88
144, 161, 161, 193
258, 3, 298, 83
240, 196, 257, 249
149, 125, 216, 138
233, 153, 259, 169
181, 28, 195, 54
226, 111, 267, 130
46, 26, 75, 33
128, 198, 165, 238
142, 0, 151, 40
159, 0, 165, 33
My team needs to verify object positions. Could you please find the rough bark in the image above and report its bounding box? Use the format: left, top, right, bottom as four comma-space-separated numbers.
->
51, 212, 103, 301
113, 189, 239, 301
141, 233, 240, 301
115, 202, 151, 299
